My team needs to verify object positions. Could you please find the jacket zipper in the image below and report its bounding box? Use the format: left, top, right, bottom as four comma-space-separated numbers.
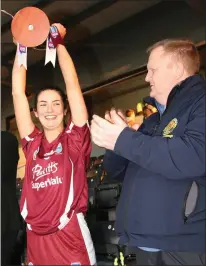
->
122, 116, 160, 238
122, 102, 169, 239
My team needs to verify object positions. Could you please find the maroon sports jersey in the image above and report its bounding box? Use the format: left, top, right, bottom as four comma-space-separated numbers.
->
20, 121, 91, 235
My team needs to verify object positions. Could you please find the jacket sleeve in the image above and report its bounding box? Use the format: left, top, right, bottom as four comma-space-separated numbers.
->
114, 96, 205, 180
103, 150, 129, 181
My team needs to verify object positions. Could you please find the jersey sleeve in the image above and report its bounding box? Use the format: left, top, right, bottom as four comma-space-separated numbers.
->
21, 127, 41, 158
65, 121, 92, 168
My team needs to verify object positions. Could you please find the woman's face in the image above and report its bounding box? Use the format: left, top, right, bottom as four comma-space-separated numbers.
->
34, 89, 66, 131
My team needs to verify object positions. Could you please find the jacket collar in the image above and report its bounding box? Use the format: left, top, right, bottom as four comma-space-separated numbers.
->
166, 74, 203, 107
143, 74, 203, 116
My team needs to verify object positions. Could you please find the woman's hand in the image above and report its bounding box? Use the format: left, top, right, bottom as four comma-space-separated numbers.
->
51, 23, 66, 39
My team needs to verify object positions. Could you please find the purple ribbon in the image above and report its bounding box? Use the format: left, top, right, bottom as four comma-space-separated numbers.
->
19, 44, 26, 53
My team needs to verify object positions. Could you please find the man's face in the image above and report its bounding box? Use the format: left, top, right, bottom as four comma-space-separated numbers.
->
145, 46, 178, 105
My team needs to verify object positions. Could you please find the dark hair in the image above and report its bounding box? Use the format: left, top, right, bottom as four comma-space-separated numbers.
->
33, 87, 68, 111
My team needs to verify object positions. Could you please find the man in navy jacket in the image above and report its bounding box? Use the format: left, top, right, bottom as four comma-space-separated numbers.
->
91, 39, 205, 265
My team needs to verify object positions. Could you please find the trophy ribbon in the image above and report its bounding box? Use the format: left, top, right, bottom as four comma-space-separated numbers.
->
17, 43, 27, 69
45, 25, 64, 67
45, 35, 56, 67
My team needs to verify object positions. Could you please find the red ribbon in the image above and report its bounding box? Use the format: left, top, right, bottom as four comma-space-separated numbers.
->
49, 26, 64, 48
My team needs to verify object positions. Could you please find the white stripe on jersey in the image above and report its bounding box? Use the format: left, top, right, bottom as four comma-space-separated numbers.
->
86, 120, 91, 131
66, 122, 74, 133
66, 121, 90, 134
21, 199, 28, 219
27, 224, 32, 230
58, 156, 74, 230
77, 213, 96, 266
25, 136, 34, 142
21, 199, 33, 230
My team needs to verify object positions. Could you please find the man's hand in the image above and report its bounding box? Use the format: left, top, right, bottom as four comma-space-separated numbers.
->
105, 108, 127, 126
91, 112, 127, 150
105, 108, 140, 131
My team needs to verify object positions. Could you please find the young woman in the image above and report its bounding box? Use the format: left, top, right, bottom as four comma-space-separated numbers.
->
12, 23, 96, 265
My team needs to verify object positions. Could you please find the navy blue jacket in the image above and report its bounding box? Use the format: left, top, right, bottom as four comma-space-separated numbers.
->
103, 74, 206, 252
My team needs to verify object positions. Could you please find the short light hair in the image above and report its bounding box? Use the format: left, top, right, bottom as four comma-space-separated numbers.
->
147, 39, 200, 74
